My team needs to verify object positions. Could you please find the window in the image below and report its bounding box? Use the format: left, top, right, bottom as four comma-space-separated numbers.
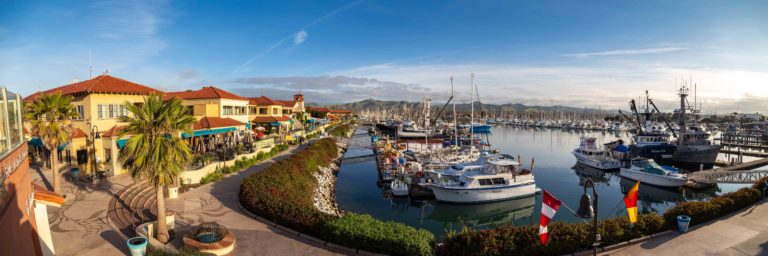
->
272, 108, 278, 115
223, 106, 234, 115
74, 105, 84, 120
491, 178, 505, 185
234, 106, 246, 115
98, 104, 128, 119
479, 179, 493, 186
104, 148, 112, 163
259, 108, 268, 115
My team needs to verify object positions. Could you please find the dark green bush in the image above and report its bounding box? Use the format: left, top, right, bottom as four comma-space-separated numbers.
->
437, 214, 665, 256
329, 124, 352, 137
323, 213, 435, 256
663, 187, 760, 228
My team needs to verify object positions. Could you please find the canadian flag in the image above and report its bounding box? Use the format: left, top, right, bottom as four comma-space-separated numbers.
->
539, 190, 562, 245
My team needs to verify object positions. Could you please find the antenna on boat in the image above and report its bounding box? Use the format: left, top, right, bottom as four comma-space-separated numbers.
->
451, 76, 458, 147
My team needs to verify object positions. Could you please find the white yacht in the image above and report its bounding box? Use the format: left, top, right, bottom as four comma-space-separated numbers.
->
430, 156, 537, 203
572, 137, 621, 171
619, 158, 687, 187
390, 179, 409, 197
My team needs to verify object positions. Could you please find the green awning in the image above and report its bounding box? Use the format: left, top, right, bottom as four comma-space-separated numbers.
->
117, 139, 128, 149
29, 138, 68, 151
182, 127, 238, 138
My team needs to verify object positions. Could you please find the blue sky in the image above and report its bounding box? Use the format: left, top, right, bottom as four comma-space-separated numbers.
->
1, 0, 767, 112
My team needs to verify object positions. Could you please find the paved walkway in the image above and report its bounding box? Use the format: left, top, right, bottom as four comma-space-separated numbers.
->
31, 143, 339, 256
603, 200, 768, 256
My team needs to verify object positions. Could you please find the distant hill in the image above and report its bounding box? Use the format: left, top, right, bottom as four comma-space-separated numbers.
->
325, 98, 615, 116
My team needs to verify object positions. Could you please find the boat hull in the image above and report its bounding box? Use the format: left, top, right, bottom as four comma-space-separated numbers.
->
672, 144, 721, 169
573, 153, 620, 171
431, 182, 537, 203
630, 144, 677, 163
376, 123, 398, 133
619, 168, 687, 188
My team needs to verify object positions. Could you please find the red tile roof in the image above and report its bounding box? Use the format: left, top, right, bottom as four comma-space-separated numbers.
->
276, 100, 295, 107
72, 128, 88, 139
101, 125, 126, 137
307, 107, 331, 112
329, 109, 352, 114
24, 75, 162, 102
165, 86, 247, 101
193, 117, 245, 130
252, 115, 291, 123
248, 96, 278, 105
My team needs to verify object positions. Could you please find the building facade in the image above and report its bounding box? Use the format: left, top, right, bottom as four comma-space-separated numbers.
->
2, 87, 65, 256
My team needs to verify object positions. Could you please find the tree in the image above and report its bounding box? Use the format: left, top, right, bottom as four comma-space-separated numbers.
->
118, 94, 195, 243
25, 92, 78, 193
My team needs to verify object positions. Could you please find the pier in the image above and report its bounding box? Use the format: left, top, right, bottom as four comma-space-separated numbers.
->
687, 158, 768, 184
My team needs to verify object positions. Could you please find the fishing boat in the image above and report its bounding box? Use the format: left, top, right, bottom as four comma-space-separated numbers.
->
619, 158, 687, 187
430, 156, 537, 203
390, 179, 409, 197
671, 84, 721, 169
572, 137, 621, 171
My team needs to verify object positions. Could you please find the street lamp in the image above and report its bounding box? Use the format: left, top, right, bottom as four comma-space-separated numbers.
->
577, 177, 600, 256
90, 125, 100, 179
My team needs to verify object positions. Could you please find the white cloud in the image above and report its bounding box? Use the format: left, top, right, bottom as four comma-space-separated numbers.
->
333, 63, 768, 113
294, 30, 308, 46
563, 47, 688, 58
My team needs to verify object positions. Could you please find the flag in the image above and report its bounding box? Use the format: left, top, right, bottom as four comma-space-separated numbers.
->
539, 190, 562, 245
624, 180, 640, 224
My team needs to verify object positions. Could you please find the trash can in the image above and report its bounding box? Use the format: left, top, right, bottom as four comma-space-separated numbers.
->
126, 237, 147, 256
677, 215, 691, 233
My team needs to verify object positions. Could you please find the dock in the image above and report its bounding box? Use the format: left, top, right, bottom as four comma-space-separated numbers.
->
715, 157, 768, 172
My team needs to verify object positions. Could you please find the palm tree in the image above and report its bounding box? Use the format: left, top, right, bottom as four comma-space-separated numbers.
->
25, 92, 78, 193
118, 94, 195, 243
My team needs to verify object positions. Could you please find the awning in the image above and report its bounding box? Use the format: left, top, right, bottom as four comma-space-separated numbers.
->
28, 138, 69, 151
117, 139, 128, 149
182, 127, 238, 138
269, 122, 281, 127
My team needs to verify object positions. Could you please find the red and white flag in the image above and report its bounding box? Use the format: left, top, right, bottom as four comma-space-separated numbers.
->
539, 190, 562, 245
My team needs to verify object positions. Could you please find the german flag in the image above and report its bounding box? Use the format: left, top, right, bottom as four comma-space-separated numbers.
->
624, 180, 640, 224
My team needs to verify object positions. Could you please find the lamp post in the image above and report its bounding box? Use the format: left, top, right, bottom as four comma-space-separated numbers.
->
90, 125, 100, 179
577, 177, 600, 256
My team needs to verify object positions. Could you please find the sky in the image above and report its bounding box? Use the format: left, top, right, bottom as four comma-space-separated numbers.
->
1, 0, 767, 113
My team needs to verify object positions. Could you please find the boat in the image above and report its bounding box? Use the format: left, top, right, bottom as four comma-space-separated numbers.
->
670, 84, 721, 169
390, 179, 409, 197
376, 120, 399, 133
397, 120, 431, 139
572, 137, 621, 171
459, 123, 492, 133
630, 123, 677, 163
430, 155, 537, 203
619, 158, 687, 187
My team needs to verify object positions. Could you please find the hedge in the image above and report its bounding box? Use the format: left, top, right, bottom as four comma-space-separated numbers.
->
240, 138, 434, 255
329, 124, 352, 137
323, 213, 435, 256
439, 186, 763, 256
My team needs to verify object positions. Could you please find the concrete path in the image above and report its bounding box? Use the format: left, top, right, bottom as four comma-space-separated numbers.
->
603, 200, 768, 256
166, 145, 341, 256
31, 164, 134, 256
31, 143, 340, 256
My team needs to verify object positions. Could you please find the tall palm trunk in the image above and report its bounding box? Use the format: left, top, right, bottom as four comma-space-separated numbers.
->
156, 185, 169, 243
51, 146, 61, 193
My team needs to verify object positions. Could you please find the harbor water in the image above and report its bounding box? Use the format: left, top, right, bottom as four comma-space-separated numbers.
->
336, 125, 752, 237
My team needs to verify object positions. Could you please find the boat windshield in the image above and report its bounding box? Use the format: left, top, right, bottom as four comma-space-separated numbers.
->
634, 159, 667, 175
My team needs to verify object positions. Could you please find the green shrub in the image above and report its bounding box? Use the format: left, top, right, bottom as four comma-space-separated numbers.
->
323, 213, 435, 256
663, 187, 760, 228
437, 214, 664, 256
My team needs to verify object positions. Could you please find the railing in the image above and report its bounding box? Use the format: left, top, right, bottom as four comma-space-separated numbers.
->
689, 170, 768, 184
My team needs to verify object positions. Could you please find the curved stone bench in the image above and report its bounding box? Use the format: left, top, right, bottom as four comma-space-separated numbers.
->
182, 232, 236, 256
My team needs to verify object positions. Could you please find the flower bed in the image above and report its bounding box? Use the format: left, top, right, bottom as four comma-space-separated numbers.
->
239, 138, 434, 255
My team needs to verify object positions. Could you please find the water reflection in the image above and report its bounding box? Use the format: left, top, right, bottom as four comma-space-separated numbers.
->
428, 196, 535, 230
573, 162, 613, 185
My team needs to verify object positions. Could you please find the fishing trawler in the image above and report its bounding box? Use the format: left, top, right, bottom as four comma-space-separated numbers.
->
671, 84, 721, 169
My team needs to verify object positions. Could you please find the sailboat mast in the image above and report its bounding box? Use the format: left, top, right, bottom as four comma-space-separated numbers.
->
470, 73, 475, 152
452, 77, 458, 146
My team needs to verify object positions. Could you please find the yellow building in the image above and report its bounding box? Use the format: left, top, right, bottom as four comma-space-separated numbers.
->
164, 86, 248, 152
24, 75, 163, 176
247, 94, 308, 136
